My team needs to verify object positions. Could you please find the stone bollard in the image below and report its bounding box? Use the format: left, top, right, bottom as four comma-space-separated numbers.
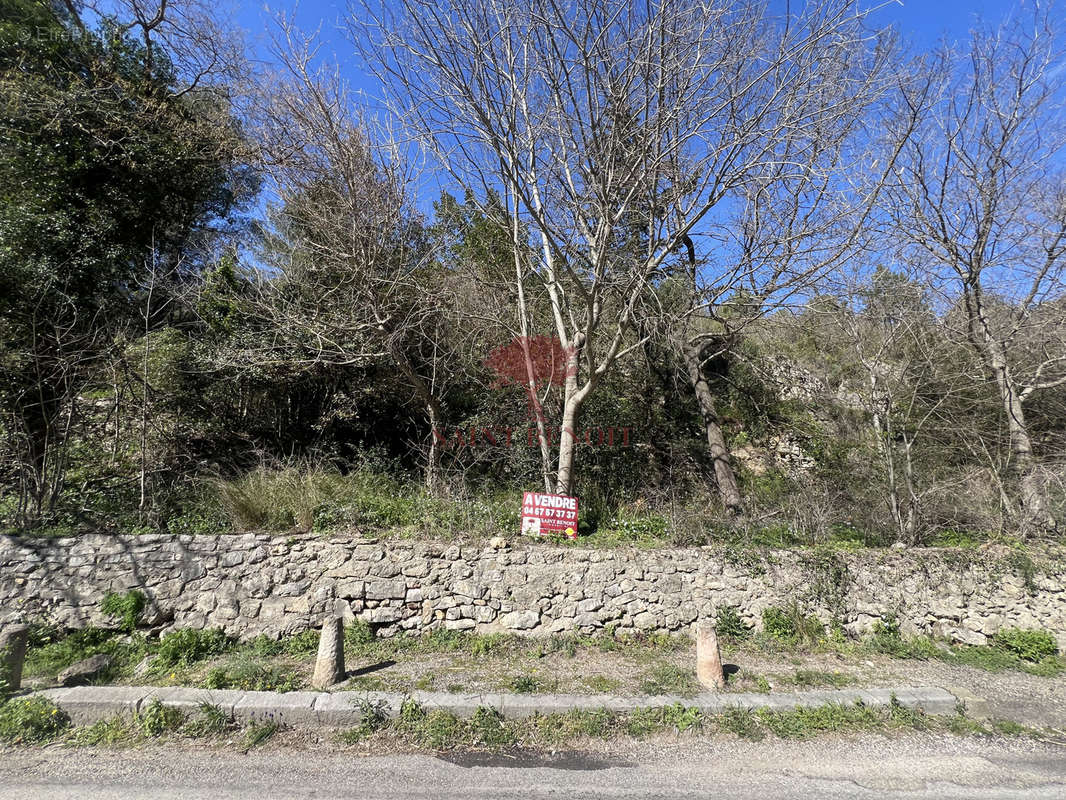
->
695, 621, 725, 691
1, 624, 30, 695
311, 616, 346, 689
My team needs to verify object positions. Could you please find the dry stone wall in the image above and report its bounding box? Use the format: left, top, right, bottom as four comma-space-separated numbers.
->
1, 533, 1064, 648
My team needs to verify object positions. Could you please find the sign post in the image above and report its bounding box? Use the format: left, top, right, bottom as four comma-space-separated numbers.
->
521, 491, 579, 538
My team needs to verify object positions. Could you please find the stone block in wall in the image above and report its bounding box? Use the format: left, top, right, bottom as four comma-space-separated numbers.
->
284, 596, 311, 614
276, 580, 311, 597
501, 610, 539, 630
366, 580, 406, 601
369, 561, 401, 578
632, 611, 657, 630
401, 560, 430, 577
367, 606, 402, 624
337, 580, 365, 600
353, 545, 385, 562
445, 619, 475, 630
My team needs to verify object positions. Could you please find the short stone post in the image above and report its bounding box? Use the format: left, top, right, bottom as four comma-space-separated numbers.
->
1, 624, 30, 695
311, 616, 346, 689
695, 621, 725, 691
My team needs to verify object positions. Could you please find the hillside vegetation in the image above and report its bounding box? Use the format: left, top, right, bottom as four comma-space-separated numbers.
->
1, 0, 1063, 546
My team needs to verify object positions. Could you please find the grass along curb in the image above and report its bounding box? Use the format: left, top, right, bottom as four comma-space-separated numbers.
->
1, 689, 1055, 752
23, 684, 961, 729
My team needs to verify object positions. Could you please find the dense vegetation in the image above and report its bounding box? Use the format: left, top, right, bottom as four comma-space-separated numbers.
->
0, 0, 1063, 546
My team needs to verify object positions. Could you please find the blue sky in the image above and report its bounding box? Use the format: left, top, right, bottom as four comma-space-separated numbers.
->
227, 0, 1022, 99
207, 0, 1031, 271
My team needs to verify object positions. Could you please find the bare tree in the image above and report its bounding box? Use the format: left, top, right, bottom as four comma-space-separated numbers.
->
671, 45, 910, 516
78, 0, 249, 93
818, 269, 976, 543
355, 0, 900, 496
239, 19, 454, 490
884, 5, 1066, 531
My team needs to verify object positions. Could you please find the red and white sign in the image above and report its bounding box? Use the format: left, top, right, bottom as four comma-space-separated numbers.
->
521, 492, 579, 537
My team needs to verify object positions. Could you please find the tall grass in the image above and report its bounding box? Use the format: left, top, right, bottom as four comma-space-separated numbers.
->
216, 466, 344, 532
215, 464, 519, 535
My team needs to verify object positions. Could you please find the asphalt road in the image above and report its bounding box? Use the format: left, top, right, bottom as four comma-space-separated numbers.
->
3, 732, 1066, 799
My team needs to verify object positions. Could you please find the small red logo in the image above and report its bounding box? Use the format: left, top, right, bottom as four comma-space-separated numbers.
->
484, 335, 576, 420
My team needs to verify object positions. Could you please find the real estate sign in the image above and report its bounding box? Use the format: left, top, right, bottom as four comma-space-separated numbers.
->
521, 491, 579, 537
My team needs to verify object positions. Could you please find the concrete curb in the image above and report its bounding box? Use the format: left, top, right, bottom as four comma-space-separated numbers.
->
30, 685, 962, 729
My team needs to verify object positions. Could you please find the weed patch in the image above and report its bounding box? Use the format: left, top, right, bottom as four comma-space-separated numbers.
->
242, 721, 279, 750
0, 696, 70, 744
202, 660, 303, 692
508, 675, 541, 694
183, 703, 234, 737
639, 664, 701, 697
100, 591, 146, 632
68, 716, 140, 747
154, 628, 231, 670
22, 627, 148, 683
139, 699, 184, 736
792, 669, 853, 689
992, 629, 1059, 662
761, 604, 825, 647
715, 605, 751, 640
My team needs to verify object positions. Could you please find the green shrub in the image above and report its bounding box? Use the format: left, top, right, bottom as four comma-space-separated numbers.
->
762, 606, 796, 640
761, 604, 824, 645
101, 590, 147, 632
715, 605, 751, 640
638, 664, 700, 697
139, 699, 184, 736
868, 614, 907, 656
470, 706, 515, 747
202, 661, 301, 692
992, 629, 1058, 663
183, 702, 233, 737
509, 675, 540, 693
344, 619, 375, 651
154, 628, 230, 669
0, 696, 70, 744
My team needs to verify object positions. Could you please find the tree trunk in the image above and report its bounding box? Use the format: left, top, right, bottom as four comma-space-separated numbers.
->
554, 335, 589, 497
554, 395, 582, 496
986, 343, 1055, 532
424, 397, 443, 493
519, 338, 553, 493
901, 435, 919, 545
683, 343, 742, 514
389, 341, 444, 493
